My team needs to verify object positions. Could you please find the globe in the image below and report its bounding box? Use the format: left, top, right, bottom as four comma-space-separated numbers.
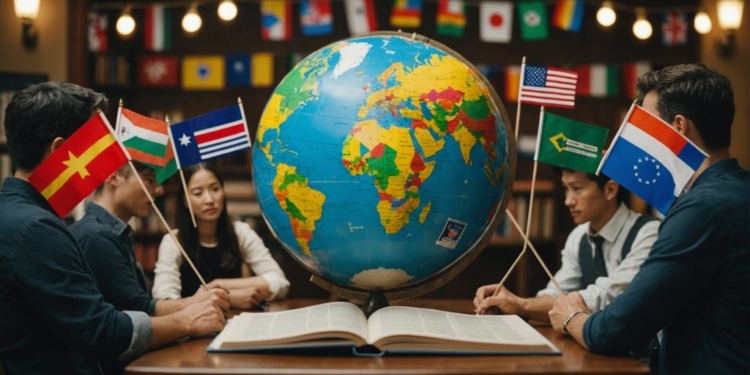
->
253, 32, 516, 303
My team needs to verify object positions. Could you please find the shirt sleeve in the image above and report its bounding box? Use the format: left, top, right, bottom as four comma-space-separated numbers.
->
80, 231, 156, 315
152, 231, 183, 300
537, 225, 587, 298
583, 192, 723, 354
118, 311, 152, 362
235, 222, 290, 300
578, 219, 660, 311
12, 217, 135, 363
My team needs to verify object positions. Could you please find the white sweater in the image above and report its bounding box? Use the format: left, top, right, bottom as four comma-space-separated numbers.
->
152, 221, 290, 300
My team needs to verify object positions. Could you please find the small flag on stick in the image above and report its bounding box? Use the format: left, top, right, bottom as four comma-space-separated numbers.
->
520, 64, 578, 109
535, 111, 608, 174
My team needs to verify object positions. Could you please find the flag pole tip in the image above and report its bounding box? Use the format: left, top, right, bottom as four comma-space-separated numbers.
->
165, 114, 170, 123
118, 98, 123, 107
237, 97, 243, 104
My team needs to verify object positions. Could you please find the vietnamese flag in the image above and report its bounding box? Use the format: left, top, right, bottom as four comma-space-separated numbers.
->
28, 112, 129, 217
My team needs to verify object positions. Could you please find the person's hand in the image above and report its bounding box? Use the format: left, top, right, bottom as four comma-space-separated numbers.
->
473, 284, 524, 315
206, 279, 225, 290
191, 288, 230, 311
228, 287, 264, 310
549, 292, 588, 334
178, 300, 226, 337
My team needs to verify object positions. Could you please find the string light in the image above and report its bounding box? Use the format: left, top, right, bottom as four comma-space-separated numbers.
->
632, 8, 652, 40
182, 3, 202, 33
116, 5, 135, 37
694, 10, 712, 34
217, 0, 238, 22
596, 1, 616, 28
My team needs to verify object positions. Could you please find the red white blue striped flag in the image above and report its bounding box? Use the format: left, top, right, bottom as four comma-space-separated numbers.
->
519, 64, 578, 108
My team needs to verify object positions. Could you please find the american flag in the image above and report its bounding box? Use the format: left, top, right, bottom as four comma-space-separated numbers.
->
519, 65, 578, 108
169, 104, 251, 168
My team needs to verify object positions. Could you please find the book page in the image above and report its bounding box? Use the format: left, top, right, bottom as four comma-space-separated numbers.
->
367, 306, 552, 348
211, 302, 369, 349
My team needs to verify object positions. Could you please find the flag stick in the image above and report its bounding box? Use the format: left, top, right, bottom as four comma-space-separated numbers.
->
114, 99, 123, 137
504, 208, 564, 296
126, 160, 209, 290
493, 106, 544, 297
514, 56, 526, 141
166, 115, 198, 228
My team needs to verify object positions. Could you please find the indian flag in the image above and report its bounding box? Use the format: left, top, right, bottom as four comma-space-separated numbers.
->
117, 108, 169, 166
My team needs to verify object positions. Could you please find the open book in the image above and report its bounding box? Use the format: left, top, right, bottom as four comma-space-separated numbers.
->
208, 302, 560, 355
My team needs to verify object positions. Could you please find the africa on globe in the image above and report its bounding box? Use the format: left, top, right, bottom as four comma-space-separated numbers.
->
252, 31, 516, 302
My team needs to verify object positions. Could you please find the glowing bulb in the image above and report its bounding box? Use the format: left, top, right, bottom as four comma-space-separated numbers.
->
717, 0, 744, 30
116, 13, 135, 36
694, 11, 712, 34
633, 16, 652, 40
182, 5, 202, 33
596, 2, 616, 27
217, 0, 237, 21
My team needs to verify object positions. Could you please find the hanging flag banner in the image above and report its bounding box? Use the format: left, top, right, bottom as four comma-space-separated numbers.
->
391, 0, 422, 28
251, 53, 275, 87
182, 55, 225, 90
261, 0, 292, 41
144, 5, 172, 52
300, 0, 333, 36
504, 65, 521, 102
518, 1, 548, 41
137, 55, 179, 87
480, 1, 513, 43
598, 105, 708, 214
552, 0, 584, 33
226, 54, 250, 87
344, 0, 378, 35
87, 12, 108, 53
662, 12, 688, 46
436, 0, 466, 38
535, 111, 608, 174
623, 61, 652, 99
576, 64, 620, 98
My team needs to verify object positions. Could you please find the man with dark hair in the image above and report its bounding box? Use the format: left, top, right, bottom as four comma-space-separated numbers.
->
474, 168, 658, 322
550, 64, 749, 375
0, 82, 229, 375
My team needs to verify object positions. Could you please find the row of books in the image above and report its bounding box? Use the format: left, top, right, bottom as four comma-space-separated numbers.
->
495, 194, 557, 242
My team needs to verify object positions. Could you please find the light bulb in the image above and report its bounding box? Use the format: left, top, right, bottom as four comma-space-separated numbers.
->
717, 0, 744, 30
116, 12, 135, 36
218, 0, 237, 21
633, 15, 652, 40
182, 5, 202, 33
596, 2, 616, 27
694, 11, 712, 34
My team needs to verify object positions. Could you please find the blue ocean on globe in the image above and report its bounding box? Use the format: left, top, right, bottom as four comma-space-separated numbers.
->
252, 33, 514, 294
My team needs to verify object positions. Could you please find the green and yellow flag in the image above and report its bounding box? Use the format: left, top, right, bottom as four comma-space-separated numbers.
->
535, 112, 608, 173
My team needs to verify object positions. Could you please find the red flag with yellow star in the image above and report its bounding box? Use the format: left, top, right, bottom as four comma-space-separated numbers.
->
28, 112, 129, 217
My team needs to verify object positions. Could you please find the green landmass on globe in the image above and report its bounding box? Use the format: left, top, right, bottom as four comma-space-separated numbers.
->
253, 32, 515, 298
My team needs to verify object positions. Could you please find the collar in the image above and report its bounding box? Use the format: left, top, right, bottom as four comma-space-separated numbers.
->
690, 158, 742, 189
589, 202, 629, 244
85, 201, 134, 241
1, 177, 57, 215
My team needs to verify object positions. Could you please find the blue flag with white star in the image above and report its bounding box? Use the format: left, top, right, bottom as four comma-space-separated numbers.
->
168, 104, 251, 168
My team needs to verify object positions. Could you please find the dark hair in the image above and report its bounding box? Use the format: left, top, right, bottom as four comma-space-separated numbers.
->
95, 161, 154, 194
553, 166, 630, 204
177, 163, 242, 270
636, 63, 734, 150
4, 82, 109, 172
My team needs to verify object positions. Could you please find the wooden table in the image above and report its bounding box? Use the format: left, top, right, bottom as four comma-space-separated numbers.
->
126, 299, 648, 375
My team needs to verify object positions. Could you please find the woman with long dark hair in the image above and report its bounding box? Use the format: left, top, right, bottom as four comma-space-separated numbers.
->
152, 163, 289, 309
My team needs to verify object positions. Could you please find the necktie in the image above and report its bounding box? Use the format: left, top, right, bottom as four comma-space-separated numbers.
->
591, 235, 607, 278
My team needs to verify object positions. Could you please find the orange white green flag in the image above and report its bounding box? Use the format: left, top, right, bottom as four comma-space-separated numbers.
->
28, 112, 129, 217
117, 107, 169, 166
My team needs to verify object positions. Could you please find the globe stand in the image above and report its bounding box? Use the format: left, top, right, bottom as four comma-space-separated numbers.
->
360, 291, 389, 317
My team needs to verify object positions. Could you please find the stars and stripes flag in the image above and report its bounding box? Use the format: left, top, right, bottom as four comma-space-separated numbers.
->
169, 104, 251, 168
519, 64, 578, 108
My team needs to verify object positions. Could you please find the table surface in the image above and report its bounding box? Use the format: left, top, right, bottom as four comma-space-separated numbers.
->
125, 299, 649, 375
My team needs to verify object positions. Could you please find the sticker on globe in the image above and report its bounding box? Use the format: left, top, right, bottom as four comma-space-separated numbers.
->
436, 218, 467, 249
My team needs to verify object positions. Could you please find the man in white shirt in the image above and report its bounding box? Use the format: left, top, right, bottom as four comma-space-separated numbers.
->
473, 168, 659, 322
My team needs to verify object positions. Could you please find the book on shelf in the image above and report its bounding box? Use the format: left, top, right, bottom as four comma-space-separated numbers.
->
208, 301, 560, 356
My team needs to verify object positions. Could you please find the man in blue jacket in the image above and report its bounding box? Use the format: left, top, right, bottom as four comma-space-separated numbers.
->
0, 82, 229, 374
549, 64, 749, 375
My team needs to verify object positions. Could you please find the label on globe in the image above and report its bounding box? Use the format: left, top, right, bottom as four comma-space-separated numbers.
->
436, 218, 467, 249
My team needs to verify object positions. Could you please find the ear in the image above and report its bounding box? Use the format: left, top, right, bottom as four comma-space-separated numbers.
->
604, 180, 619, 201
105, 172, 120, 187
49, 137, 66, 154
673, 114, 689, 136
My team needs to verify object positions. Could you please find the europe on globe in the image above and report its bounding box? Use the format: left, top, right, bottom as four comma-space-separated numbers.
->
253, 32, 516, 303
